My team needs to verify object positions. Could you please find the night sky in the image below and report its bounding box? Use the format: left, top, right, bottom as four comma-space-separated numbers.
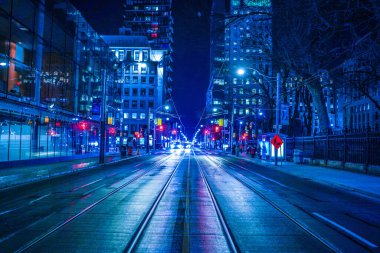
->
73, 0, 211, 136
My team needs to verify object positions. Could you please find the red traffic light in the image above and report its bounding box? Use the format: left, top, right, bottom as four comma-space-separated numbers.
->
78, 121, 89, 131
134, 131, 141, 138
215, 126, 220, 132
159, 125, 164, 131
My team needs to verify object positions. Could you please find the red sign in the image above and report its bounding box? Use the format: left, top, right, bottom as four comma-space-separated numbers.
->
270, 134, 283, 150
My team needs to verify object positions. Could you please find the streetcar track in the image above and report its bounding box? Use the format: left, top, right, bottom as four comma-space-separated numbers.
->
123, 153, 186, 253
214, 154, 377, 252
204, 153, 340, 253
13, 154, 175, 253
193, 151, 240, 253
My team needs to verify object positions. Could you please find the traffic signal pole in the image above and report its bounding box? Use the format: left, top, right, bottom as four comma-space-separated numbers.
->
275, 72, 281, 166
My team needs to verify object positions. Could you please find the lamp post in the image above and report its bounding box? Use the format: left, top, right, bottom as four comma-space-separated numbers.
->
149, 104, 170, 153
99, 69, 107, 164
237, 68, 281, 165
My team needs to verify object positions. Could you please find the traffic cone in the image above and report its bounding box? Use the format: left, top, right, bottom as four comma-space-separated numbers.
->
128, 147, 132, 156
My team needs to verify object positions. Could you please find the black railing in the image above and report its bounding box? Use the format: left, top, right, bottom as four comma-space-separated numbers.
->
286, 131, 380, 167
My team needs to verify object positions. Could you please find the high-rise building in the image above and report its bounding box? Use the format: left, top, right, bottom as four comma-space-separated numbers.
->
120, 0, 174, 95
0, 0, 119, 162
207, 0, 273, 145
102, 35, 166, 146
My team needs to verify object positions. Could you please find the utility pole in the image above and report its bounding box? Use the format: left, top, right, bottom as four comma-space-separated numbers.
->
275, 72, 281, 166
230, 103, 234, 153
153, 111, 156, 153
146, 107, 150, 154
99, 69, 107, 164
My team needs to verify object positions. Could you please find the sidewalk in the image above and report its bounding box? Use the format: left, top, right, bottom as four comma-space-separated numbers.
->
210, 149, 380, 199
0, 149, 146, 190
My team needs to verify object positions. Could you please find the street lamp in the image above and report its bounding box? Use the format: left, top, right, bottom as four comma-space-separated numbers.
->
148, 104, 170, 153
237, 68, 245, 76
237, 67, 281, 165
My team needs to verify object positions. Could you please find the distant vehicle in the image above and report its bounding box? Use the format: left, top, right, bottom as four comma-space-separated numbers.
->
170, 142, 183, 154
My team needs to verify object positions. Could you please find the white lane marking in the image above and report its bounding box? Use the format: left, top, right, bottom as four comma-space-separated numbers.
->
29, 193, 51, 205
0, 208, 19, 216
313, 212, 378, 248
0, 213, 54, 243
0, 193, 52, 216
72, 178, 103, 191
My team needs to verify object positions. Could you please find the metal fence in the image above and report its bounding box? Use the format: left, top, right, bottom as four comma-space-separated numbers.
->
286, 131, 380, 166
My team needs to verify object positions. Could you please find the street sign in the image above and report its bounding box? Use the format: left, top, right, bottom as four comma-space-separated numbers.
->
270, 134, 283, 150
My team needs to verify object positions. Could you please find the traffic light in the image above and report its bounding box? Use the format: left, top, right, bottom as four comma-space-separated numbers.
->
215, 126, 220, 133
159, 125, 164, 131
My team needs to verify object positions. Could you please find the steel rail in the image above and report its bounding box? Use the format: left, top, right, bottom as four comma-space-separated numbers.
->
14, 154, 175, 253
123, 153, 187, 253
219, 155, 376, 252
193, 150, 240, 253
205, 154, 341, 253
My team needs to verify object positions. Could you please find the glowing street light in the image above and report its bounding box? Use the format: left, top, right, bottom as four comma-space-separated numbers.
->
237, 68, 245, 76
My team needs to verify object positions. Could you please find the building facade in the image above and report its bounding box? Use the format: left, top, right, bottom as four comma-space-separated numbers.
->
0, 0, 118, 162
120, 0, 174, 96
102, 35, 166, 147
207, 0, 273, 146
338, 59, 380, 132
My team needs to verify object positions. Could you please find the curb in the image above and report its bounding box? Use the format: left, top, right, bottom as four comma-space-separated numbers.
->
0, 154, 145, 192
221, 153, 380, 200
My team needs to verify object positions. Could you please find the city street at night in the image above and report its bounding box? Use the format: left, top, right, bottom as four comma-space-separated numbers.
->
1, 150, 379, 252
1, 0, 380, 252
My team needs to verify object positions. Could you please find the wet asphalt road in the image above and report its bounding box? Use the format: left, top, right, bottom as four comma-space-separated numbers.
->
0, 149, 379, 252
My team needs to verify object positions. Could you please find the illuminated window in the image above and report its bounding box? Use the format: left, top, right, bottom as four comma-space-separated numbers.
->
123, 113, 129, 119
132, 113, 137, 119
141, 64, 147, 73
140, 113, 146, 119
119, 50, 124, 61
134, 50, 140, 61
246, 99, 250, 105
142, 50, 149, 61
133, 64, 139, 73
